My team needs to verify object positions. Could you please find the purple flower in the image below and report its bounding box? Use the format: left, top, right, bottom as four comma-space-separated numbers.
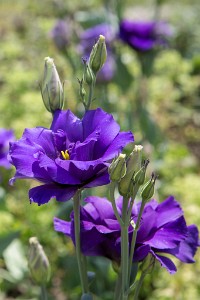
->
80, 23, 116, 82
54, 196, 199, 274
0, 129, 15, 169
9, 108, 133, 205
50, 19, 71, 51
119, 20, 172, 52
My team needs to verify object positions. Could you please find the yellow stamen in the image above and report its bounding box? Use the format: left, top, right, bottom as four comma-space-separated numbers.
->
61, 150, 70, 160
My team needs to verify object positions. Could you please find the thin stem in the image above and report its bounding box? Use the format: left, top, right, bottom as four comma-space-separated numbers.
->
40, 285, 48, 300
128, 201, 145, 282
114, 272, 122, 300
133, 272, 146, 300
126, 183, 140, 226
73, 190, 89, 294
110, 182, 123, 226
86, 82, 95, 111
121, 197, 129, 300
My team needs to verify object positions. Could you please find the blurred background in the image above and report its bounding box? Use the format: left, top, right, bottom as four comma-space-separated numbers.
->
0, 0, 200, 299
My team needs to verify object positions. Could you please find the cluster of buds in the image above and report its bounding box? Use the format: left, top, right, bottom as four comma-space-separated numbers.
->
109, 145, 157, 201
79, 35, 107, 110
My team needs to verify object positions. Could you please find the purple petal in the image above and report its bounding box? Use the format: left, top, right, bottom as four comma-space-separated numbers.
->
155, 196, 183, 227
133, 244, 150, 262
152, 252, 177, 274
144, 216, 187, 249
83, 170, 109, 188
165, 225, 199, 263
84, 196, 116, 220
51, 110, 83, 142
54, 217, 71, 236
29, 184, 77, 205
102, 131, 134, 160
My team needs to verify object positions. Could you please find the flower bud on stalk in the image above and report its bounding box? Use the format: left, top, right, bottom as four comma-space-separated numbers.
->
134, 159, 149, 186
41, 57, 64, 113
140, 253, 155, 275
109, 154, 126, 182
141, 173, 157, 202
28, 237, 50, 285
89, 35, 107, 74
118, 145, 143, 196
83, 60, 95, 86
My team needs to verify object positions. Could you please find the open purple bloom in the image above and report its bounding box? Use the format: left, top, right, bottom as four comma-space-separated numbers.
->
80, 23, 116, 82
119, 20, 172, 52
9, 108, 133, 205
54, 196, 199, 274
0, 129, 15, 169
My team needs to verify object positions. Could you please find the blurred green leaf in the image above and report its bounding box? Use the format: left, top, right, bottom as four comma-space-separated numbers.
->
0, 231, 20, 255
114, 55, 133, 92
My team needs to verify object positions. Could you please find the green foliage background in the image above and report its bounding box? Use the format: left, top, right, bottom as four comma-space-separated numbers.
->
0, 0, 200, 299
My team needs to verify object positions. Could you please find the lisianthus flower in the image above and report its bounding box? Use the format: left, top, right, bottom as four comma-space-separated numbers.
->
80, 23, 116, 82
119, 20, 172, 52
0, 128, 15, 169
9, 108, 133, 205
54, 196, 199, 273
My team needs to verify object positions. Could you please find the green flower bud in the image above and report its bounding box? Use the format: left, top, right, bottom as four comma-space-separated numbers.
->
141, 173, 157, 202
134, 159, 149, 186
118, 145, 143, 196
140, 253, 155, 275
83, 62, 95, 86
41, 57, 64, 113
109, 154, 126, 182
28, 237, 50, 285
89, 35, 107, 74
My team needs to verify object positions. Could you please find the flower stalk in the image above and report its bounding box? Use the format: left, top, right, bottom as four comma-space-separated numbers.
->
73, 190, 89, 295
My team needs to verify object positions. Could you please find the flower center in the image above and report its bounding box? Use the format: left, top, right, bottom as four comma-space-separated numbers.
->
61, 150, 70, 160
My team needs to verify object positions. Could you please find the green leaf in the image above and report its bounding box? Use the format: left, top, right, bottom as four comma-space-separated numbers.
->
0, 231, 20, 256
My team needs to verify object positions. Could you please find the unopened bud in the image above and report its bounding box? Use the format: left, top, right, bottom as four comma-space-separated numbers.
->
89, 35, 107, 74
141, 253, 155, 275
83, 62, 95, 85
141, 173, 157, 202
118, 145, 143, 196
28, 237, 50, 285
109, 154, 126, 182
134, 159, 149, 186
41, 57, 64, 113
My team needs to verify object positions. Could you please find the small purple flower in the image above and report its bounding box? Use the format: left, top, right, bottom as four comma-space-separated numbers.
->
9, 108, 133, 205
50, 19, 71, 51
119, 20, 172, 52
54, 196, 199, 274
0, 129, 15, 169
80, 23, 116, 82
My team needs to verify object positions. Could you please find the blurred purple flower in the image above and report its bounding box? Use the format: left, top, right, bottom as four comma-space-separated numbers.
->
50, 19, 71, 51
80, 23, 116, 82
54, 196, 199, 274
0, 129, 15, 169
9, 109, 133, 205
119, 20, 172, 52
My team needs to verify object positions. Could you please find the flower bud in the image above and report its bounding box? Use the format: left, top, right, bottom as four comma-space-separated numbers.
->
134, 159, 149, 186
140, 253, 155, 275
83, 62, 95, 86
89, 35, 107, 74
118, 145, 143, 196
141, 173, 157, 202
109, 154, 126, 182
28, 237, 50, 285
41, 57, 64, 113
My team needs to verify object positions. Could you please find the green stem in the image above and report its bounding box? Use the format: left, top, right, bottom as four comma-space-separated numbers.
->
133, 272, 146, 300
121, 197, 129, 300
128, 201, 145, 282
40, 285, 48, 300
73, 190, 89, 294
86, 82, 95, 111
110, 182, 123, 226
